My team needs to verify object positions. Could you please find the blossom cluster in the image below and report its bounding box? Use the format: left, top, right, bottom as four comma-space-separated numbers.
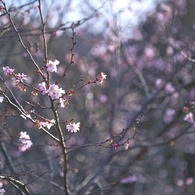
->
2, 66, 27, 83
38, 82, 65, 105
2, 66, 28, 91
18, 131, 33, 152
2, 60, 107, 143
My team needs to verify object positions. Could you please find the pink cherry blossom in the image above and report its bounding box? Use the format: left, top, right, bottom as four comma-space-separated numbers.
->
46, 60, 59, 72
46, 84, 65, 100
38, 82, 47, 95
18, 131, 33, 152
2, 66, 15, 75
186, 177, 193, 185
66, 122, 80, 133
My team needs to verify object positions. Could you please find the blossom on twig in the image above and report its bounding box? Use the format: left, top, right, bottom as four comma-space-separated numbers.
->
38, 82, 65, 100
96, 72, 107, 85
46, 84, 65, 100
46, 60, 59, 72
2, 66, 15, 75
40, 119, 56, 129
66, 122, 80, 133
18, 131, 33, 152
38, 82, 47, 95
184, 112, 194, 124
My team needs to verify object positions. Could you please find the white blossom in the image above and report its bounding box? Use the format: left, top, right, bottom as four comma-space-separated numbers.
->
19, 131, 33, 152
66, 122, 80, 133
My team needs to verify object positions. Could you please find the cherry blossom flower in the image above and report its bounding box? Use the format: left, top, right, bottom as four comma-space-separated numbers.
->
164, 108, 175, 123
184, 112, 194, 124
46, 60, 59, 72
46, 84, 65, 100
14, 73, 28, 82
96, 72, 107, 85
18, 131, 33, 152
66, 122, 80, 133
38, 82, 47, 95
2, 66, 15, 75
40, 119, 55, 129
11, 73, 28, 86
58, 97, 68, 108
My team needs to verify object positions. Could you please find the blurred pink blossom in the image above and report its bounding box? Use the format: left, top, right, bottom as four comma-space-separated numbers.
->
165, 83, 175, 93
112, 144, 118, 150
176, 179, 184, 187
0, 189, 5, 195
164, 109, 175, 123
120, 175, 137, 184
186, 177, 193, 185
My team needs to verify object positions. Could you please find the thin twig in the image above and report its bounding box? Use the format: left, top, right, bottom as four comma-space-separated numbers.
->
2, 1, 46, 80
